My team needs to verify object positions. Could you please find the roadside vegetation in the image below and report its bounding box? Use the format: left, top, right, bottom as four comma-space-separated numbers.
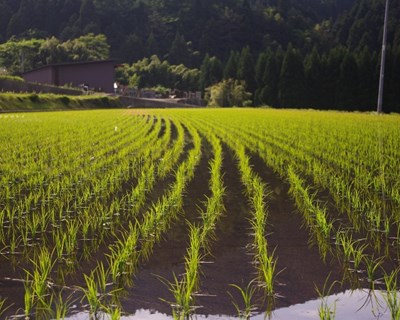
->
0, 93, 121, 111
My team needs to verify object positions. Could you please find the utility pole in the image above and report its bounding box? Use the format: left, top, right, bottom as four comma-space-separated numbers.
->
377, 0, 389, 114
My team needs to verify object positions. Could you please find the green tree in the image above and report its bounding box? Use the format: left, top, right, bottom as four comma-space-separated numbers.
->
336, 52, 358, 109
200, 54, 222, 93
6, 0, 33, 38
62, 33, 110, 61
255, 52, 268, 87
207, 79, 252, 107
223, 50, 239, 80
76, 0, 100, 35
0, 38, 44, 74
304, 46, 323, 107
146, 32, 159, 56
356, 46, 377, 110
38, 37, 67, 65
168, 32, 191, 67
118, 33, 145, 63
278, 44, 306, 107
258, 53, 280, 107
237, 46, 256, 93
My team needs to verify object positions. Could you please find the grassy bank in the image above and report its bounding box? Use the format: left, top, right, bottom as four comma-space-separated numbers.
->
0, 92, 121, 112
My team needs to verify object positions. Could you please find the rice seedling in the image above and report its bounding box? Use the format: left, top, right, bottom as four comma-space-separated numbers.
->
53, 292, 72, 320
381, 268, 400, 320
79, 262, 115, 319
227, 280, 258, 320
315, 276, 339, 320
23, 278, 34, 319
363, 256, 384, 289
0, 297, 12, 319
1, 108, 400, 318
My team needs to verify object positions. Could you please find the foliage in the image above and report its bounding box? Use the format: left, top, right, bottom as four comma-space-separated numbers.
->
206, 79, 252, 107
116, 55, 200, 91
0, 33, 110, 74
0, 74, 24, 82
1, 0, 400, 111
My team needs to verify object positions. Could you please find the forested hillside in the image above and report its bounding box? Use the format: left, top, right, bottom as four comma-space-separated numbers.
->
1, 0, 400, 111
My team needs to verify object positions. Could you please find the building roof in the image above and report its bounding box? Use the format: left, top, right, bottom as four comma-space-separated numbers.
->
22, 60, 116, 74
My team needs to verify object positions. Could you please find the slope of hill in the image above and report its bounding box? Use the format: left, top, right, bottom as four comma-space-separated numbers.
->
0, 0, 380, 63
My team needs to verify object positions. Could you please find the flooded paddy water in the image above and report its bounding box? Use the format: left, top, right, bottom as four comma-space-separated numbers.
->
0, 109, 399, 319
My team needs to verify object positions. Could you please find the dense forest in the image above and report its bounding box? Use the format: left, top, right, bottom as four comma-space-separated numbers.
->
1, 0, 400, 111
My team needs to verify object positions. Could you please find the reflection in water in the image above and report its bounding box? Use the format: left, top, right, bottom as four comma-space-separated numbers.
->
64, 289, 394, 320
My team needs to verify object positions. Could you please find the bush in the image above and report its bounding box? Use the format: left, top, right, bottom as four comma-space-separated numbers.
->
59, 96, 70, 105
0, 75, 25, 82
29, 93, 40, 103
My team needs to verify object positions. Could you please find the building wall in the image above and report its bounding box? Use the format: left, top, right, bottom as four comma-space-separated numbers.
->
0, 78, 82, 95
22, 61, 115, 93
22, 67, 54, 85
57, 61, 114, 93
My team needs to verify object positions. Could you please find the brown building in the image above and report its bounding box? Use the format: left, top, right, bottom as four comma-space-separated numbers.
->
22, 60, 115, 93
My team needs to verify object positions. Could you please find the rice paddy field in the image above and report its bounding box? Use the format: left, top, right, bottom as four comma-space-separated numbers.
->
0, 108, 399, 319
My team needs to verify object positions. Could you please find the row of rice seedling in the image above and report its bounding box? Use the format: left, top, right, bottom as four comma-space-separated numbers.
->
234, 112, 398, 250
146, 109, 399, 313
162, 131, 225, 319
1, 111, 190, 318
106, 121, 202, 292
26, 116, 189, 317
234, 144, 277, 300
167, 111, 279, 314
1, 114, 158, 264
1, 108, 399, 319
287, 165, 334, 261
193, 110, 399, 258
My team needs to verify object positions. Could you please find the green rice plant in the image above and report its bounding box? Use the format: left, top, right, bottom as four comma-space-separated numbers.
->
79, 263, 114, 319
24, 247, 55, 312
159, 273, 193, 319
382, 269, 400, 320
160, 225, 203, 319
227, 279, 258, 319
363, 256, 384, 289
109, 306, 121, 320
0, 297, 11, 318
287, 165, 334, 261
315, 276, 339, 320
107, 223, 139, 284
23, 278, 34, 319
80, 272, 103, 318
53, 292, 72, 320
256, 246, 278, 297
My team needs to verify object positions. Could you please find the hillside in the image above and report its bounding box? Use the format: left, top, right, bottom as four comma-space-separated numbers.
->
1, 0, 400, 112
0, 0, 385, 63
